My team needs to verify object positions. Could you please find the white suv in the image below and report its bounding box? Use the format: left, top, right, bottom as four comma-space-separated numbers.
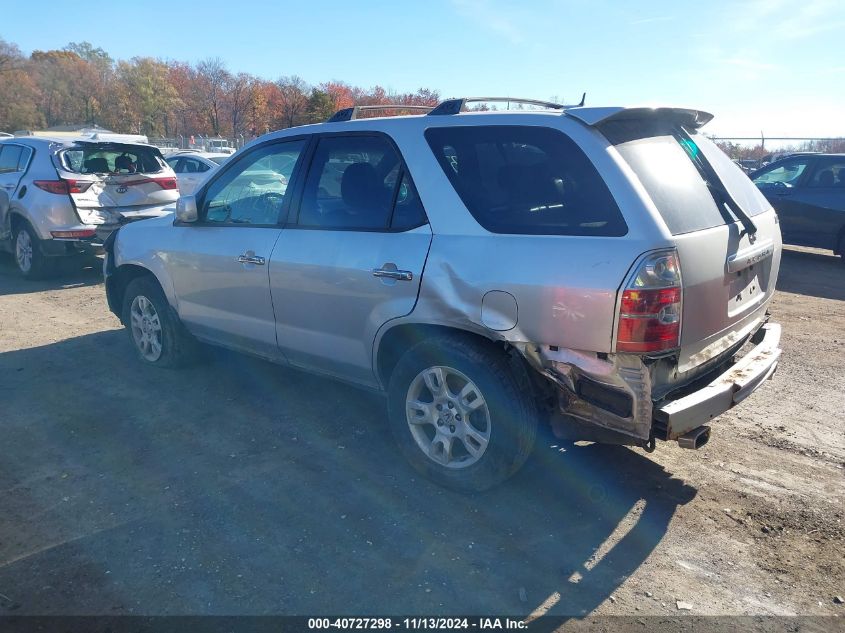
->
104, 99, 783, 491
0, 137, 178, 278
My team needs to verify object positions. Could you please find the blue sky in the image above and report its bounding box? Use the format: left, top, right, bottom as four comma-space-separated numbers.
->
3, 0, 844, 139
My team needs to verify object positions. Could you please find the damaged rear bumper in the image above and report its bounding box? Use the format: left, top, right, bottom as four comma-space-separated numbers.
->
653, 322, 781, 439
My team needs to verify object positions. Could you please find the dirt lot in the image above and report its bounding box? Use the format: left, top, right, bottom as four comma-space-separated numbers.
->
0, 247, 842, 617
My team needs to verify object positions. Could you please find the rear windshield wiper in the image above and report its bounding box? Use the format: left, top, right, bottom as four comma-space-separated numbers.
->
677, 130, 758, 236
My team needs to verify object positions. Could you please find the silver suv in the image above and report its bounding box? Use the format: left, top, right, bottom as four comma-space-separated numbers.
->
0, 137, 178, 278
104, 99, 783, 491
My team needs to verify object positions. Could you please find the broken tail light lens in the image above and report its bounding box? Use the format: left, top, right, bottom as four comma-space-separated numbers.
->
617, 251, 682, 353
34, 180, 93, 194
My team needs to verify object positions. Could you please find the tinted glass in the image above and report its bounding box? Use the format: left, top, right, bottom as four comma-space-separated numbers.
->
0, 145, 24, 173
298, 135, 402, 230
166, 157, 183, 173
807, 158, 845, 188
391, 172, 427, 231
17, 146, 32, 171
692, 133, 770, 216
425, 126, 627, 236
605, 120, 744, 235
183, 158, 209, 173
202, 139, 306, 225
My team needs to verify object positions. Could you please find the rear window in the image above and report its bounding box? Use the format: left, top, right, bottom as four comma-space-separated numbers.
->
60, 144, 166, 175
424, 126, 627, 236
603, 120, 769, 236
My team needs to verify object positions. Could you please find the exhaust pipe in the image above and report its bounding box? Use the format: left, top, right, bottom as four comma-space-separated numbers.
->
677, 425, 711, 450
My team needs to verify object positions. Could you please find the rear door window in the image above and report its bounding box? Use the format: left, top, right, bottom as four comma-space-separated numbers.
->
806, 158, 845, 188
0, 145, 24, 173
297, 134, 426, 231
424, 125, 627, 236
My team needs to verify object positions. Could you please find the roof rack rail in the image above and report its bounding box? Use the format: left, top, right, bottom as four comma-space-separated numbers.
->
427, 94, 586, 116
327, 104, 435, 123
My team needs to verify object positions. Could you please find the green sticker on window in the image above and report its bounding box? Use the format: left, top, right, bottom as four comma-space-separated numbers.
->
678, 137, 700, 159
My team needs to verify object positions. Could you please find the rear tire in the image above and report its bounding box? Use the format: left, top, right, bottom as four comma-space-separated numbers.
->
13, 222, 54, 279
387, 336, 538, 493
121, 276, 197, 368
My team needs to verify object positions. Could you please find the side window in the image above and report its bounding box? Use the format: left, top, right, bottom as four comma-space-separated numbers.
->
425, 126, 627, 236
184, 158, 209, 173
0, 145, 24, 174
391, 172, 427, 230
752, 158, 811, 187
17, 146, 32, 171
167, 158, 184, 174
807, 159, 845, 188
298, 135, 405, 230
201, 139, 306, 225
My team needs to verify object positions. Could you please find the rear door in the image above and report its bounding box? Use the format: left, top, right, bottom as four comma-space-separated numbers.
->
607, 122, 781, 373
166, 138, 309, 357
270, 132, 432, 386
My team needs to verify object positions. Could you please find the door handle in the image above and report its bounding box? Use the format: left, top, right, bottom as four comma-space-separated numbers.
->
373, 267, 413, 281
237, 253, 265, 265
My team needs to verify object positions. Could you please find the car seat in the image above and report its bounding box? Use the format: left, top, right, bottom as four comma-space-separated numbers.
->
339, 162, 390, 227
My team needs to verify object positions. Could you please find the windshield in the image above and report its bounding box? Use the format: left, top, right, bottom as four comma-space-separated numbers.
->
60, 144, 166, 175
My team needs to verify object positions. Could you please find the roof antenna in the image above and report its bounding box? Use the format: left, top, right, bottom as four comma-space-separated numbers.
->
578, 92, 586, 107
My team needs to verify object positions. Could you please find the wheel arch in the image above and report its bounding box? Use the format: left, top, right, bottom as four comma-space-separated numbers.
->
107, 263, 167, 324
374, 321, 537, 395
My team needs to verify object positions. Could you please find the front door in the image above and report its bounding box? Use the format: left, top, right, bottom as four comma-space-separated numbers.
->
167, 138, 308, 358
270, 133, 432, 385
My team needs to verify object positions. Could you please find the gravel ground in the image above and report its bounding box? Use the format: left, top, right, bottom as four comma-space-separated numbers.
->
0, 246, 842, 617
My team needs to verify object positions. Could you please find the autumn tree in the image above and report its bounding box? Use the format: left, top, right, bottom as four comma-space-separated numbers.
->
0, 38, 42, 131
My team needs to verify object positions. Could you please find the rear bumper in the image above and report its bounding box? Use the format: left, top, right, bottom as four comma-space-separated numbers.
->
654, 322, 782, 439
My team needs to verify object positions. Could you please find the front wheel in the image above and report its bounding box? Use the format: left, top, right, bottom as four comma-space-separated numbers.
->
387, 336, 538, 492
122, 276, 197, 368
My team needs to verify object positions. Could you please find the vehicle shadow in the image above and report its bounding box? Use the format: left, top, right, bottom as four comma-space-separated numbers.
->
776, 247, 845, 301
0, 331, 695, 616
0, 253, 102, 296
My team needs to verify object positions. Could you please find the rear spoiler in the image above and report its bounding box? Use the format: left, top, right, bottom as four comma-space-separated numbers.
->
565, 106, 714, 129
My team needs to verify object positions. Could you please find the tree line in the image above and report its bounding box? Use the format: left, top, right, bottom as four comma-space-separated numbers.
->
0, 38, 440, 138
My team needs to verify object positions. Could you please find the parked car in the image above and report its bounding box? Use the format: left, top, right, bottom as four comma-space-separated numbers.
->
204, 138, 236, 154
750, 153, 845, 258
104, 99, 783, 491
0, 137, 178, 278
165, 151, 230, 195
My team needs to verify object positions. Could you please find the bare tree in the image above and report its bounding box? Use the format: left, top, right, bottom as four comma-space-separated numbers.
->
196, 57, 230, 135
276, 75, 310, 128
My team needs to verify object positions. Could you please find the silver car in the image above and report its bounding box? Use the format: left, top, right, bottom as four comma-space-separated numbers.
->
0, 137, 178, 278
104, 99, 783, 491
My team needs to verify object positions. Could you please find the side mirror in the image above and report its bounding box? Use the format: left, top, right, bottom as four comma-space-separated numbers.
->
175, 195, 198, 223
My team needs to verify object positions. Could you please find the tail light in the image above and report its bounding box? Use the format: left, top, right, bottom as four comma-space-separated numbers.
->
34, 179, 93, 194
616, 250, 682, 353
122, 176, 178, 190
